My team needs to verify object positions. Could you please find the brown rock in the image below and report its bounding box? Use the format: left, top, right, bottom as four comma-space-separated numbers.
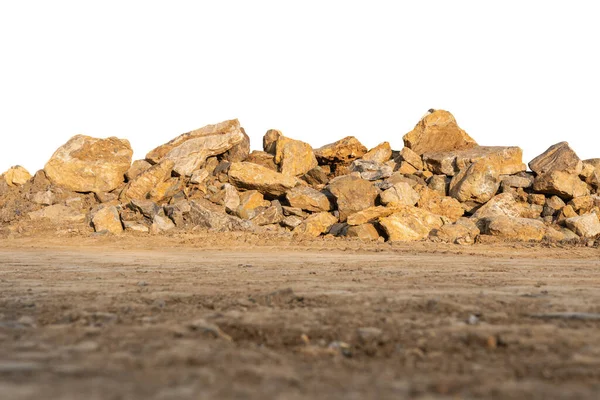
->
532, 170, 589, 199
44, 135, 132, 193
327, 175, 379, 222
379, 206, 445, 241
121, 160, 174, 201
481, 216, 546, 242
252, 201, 284, 226
529, 142, 582, 175
416, 187, 464, 222
399, 147, 423, 170
3, 166, 31, 186
274, 136, 318, 176
347, 206, 399, 226
397, 162, 418, 175
345, 223, 380, 241
315, 136, 367, 164
543, 196, 566, 217
301, 167, 330, 187
569, 196, 594, 214
150, 215, 176, 234
429, 217, 480, 245
28, 204, 86, 224
228, 162, 297, 197
286, 186, 331, 212
428, 175, 449, 196
403, 109, 477, 155
362, 142, 392, 164
125, 160, 152, 182
293, 212, 338, 237
236, 190, 270, 220
349, 160, 393, 181
565, 213, 600, 238
188, 200, 255, 232
149, 177, 183, 203
557, 205, 578, 224
190, 169, 210, 185
380, 182, 420, 207
221, 128, 250, 162
449, 161, 500, 203
92, 206, 123, 234
472, 192, 539, 220
145, 119, 245, 176
423, 146, 525, 176
500, 173, 534, 189
282, 215, 304, 229
245, 151, 278, 171
263, 129, 282, 155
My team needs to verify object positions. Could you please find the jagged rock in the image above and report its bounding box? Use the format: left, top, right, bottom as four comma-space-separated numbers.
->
282, 206, 307, 217
92, 206, 123, 234
416, 187, 464, 222
346, 206, 400, 226
362, 142, 392, 164
282, 215, 304, 229
449, 161, 500, 204
274, 136, 318, 176
557, 205, 578, 224
163, 200, 191, 227
379, 206, 445, 241
423, 146, 525, 176
379, 182, 420, 207
527, 194, 546, 206
301, 167, 330, 187
188, 200, 255, 232
472, 192, 540, 220
429, 217, 480, 245
129, 199, 161, 219
252, 201, 284, 226
542, 196, 566, 217
125, 160, 152, 182
246, 151, 278, 171
222, 184, 240, 213
221, 128, 250, 162
565, 213, 600, 238
28, 205, 86, 223
228, 162, 297, 197
387, 172, 423, 188
327, 175, 379, 222
569, 196, 594, 214
529, 142, 582, 175
286, 186, 331, 212
403, 109, 477, 155
236, 190, 270, 220
399, 147, 423, 170
121, 160, 174, 201
293, 212, 338, 237
349, 160, 393, 181
532, 170, 589, 199
190, 169, 210, 184
345, 223, 380, 241
149, 177, 183, 203
480, 216, 546, 242
123, 221, 149, 233
583, 159, 600, 189
31, 190, 55, 206
396, 162, 418, 175
151, 215, 176, 234
315, 136, 367, 164
263, 129, 282, 155
328, 223, 349, 236
501, 173, 534, 189
145, 119, 245, 176
3, 166, 31, 186
44, 135, 132, 193
428, 175, 449, 196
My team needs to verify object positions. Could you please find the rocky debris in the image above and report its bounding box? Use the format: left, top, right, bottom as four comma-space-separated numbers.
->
92, 206, 123, 234
327, 175, 379, 222
346, 206, 399, 226
449, 161, 500, 204
28, 204, 86, 224
188, 200, 255, 232
315, 136, 367, 164
301, 167, 330, 187
151, 215, 176, 234
403, 109, 477, 155
263, 129, 281, 155
282, 215, 304, 229
246, 151, 278, 171
190, 169, 210, 185
529, 142, 582, 175
565, 213, 600, 238
228, 162, 297, 197
286, 186, 331, 212
542, 196, 566, 217
125, 160, 152, 182
146, 119, 245, 176
293, 212, 337, 237
3, 166, 32, 186
399, 147, 423, 171
44, 135, 133, 193
236, 190, 270, 220
416, 187, 464, 222
424, 146, 525, 177
501, 173, 534, 189
274, 135, 318, 176
129, 199, 161, 219
533, 170, 589, 199
221, 128, 250, 162
480, 216, 546, 242
429, 217, 480, 245
379, 206, 444, 241
362, 142, 392, 164
251, 201, 284, 226
121, 160, 174, 201
345, 223, 380, 241
349, 160, 393, 181
31, 190, 55, 206
380, 182, 420, 207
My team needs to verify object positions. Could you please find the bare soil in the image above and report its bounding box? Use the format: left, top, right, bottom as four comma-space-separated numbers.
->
1, 233, 600, 399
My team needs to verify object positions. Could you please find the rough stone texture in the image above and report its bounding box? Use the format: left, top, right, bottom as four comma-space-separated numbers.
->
190, 169, 210, 185
565, 213, 600, 238
481, 216, 546, 242
221, 129, 250, 163
245, 151, 278, 171
472, 193, 534, 220
569, 196, 594, 214
423, 146, 525, 176
293, 212, 338, 237
399, 147, 423, 170
129, 199, 161, 219
221, 184, 241, 213
274, 136, 318, 176
346, 206, 400, 226
327, 175, 379, 222
379, 206, 445, 242
429, 217, 480, 245
396, 162, 418, 175
121, 160, 174, 201
188, 200, 255, 232
345, 223, 380, 241
252, 201, 284, 226
123, 221, 149, 233
92, 206, 123, 234
379, 182, 420, 207
533, 170, 590, 199
416, 187, 464, 222
150, 215, 176, 234
315, 136, 367, 164
349, 160, 393, 181
282, 215, 304, 229
145, 119, 245, 176
28, 205, 86, 223
529, 142, 583, 176
149, 177, 183, 203
428, 175, 449, 196
449, 161, 500, 204
263, 129, 282, 155
44, 135, 133, 193
31, 190, 55, 206
286, 186, 331, 212
403, 110, 477, 155
501, 174, 534, 189
125, 160, 152, 182
543, 196, 566, 217
228, 162, 297, 197
236, 190, 270, 220
362, 142, 392, 164
301, 167, 330, 187
3, 166, 32, 186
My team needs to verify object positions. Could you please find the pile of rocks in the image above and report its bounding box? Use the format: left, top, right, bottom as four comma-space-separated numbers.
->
1, 111, 599, 244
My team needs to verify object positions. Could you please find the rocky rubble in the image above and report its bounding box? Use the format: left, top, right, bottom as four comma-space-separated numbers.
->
1, 110, 599, 245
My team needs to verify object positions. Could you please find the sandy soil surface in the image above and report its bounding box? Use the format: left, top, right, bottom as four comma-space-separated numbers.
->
1, 233, 600, 399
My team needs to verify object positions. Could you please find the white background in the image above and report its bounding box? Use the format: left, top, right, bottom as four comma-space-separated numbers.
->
1, 1, 599, 174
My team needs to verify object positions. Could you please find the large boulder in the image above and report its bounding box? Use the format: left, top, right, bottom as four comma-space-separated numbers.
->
380, 182, 420, 207
3, 166, 32, 186
327, 175, 379, 222
228, 162, 297, 197
286, 186, 331, 212
236, 190, 270, 220
314, 136, 367, 164
529, 142, 582, 175
423, 146, 526, 176
274, 136, 318, 176
449, 161, 500, 203
293, 212, 338, 237
145, 119, 245, 176
44, 135, 133, 193
120, 160, 174, 201
565, 213, 600, 238
345, 223, 381, 241
362, 142, 392, 164
533, 170, 589, 199
480, 216, 546, 242
403, 109, 477, 155
379, 206, 445, 242
472, 192, 535, 219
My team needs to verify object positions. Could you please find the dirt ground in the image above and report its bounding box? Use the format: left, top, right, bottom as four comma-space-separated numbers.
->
1, 233, 599, 399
